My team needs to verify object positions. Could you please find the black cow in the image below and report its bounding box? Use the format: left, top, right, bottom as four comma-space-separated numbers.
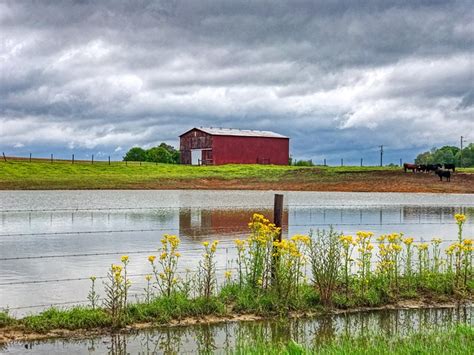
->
417, 164, 427, 172
444, 163, 455, 172
427, 164, 442, 173
435, 169, 451, 182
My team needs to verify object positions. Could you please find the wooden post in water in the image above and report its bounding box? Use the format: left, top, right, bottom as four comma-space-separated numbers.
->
273, 194, 283, 241
272, 194, 284, 282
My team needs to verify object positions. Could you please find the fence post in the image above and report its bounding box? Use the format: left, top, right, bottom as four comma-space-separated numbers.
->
108, 156, 111, 165
72, 154, 74, 164
360, 158, 363, 167
272, 194, 284, 282
324, 158, 326, 166
341, 158, 343, 166
2, 152, 6, 162
51, 154, 53, 163
29, 153, 32, 163
400, 158, 402, 167
92, 155, 94, 164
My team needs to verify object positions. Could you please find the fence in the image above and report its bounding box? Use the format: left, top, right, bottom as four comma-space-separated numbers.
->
2, 153, 406, 167
0, 153, 154, 166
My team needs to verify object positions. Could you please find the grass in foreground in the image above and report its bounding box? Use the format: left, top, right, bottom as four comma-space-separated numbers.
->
235, 324, 474, 354
0, 279, 470, 334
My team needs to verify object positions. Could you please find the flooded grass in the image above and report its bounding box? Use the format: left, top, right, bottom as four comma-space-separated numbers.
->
236, 324, 474, 354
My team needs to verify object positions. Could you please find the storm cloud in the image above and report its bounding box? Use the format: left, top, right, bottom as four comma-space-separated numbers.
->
1, 0, 473, 163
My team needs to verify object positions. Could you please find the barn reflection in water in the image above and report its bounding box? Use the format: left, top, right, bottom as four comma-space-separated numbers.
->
179, 208, 289, 239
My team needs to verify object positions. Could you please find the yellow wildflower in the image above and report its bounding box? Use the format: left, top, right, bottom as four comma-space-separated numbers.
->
145, 274, 152, 282
392, 244, 402, 252
224, 270, 232, 280
403, 237, 414, 246
148, 255, 156, 263
121, 255, 129, 263
202, 241, 209, 247
455, 214, 466, 223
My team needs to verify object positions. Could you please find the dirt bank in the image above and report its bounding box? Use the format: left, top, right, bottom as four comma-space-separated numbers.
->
1, 299, 471, 345
126, 171, 474, 193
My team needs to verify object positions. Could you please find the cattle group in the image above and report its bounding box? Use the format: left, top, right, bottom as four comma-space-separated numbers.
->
403, 163, 455, 182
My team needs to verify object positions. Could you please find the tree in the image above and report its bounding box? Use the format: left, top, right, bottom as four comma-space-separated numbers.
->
123, 147, 147, 161
146, 146, 173, 163
122, 143, 181, 164
455, 143, 474, 167
415, 144, 473, 167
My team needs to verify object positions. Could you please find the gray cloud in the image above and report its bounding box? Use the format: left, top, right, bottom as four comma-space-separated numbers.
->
1, 0, 473, 163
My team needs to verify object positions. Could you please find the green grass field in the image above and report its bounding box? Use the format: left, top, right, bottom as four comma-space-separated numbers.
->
0, 159, 399, 189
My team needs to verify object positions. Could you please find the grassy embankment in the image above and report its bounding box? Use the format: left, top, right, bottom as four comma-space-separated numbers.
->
0, 158, 473, 191
0, 158, 395, 189
236, 325, 474, 354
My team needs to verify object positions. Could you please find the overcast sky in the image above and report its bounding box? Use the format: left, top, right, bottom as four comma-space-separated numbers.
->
1, 0, 473, 164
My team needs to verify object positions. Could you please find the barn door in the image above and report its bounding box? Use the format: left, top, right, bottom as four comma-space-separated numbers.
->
191, 149, 202, 165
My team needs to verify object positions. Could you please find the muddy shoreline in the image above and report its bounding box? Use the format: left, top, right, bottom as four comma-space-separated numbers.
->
1, 299, 472, 345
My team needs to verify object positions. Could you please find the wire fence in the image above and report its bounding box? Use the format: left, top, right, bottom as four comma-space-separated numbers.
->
1, 204, 473, 213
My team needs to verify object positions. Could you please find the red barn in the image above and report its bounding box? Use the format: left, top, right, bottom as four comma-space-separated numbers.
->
179, 127, 289, 165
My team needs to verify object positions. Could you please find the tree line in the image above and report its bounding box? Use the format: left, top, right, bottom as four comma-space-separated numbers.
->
415, 144, 474, 167
123, 143, 180, 164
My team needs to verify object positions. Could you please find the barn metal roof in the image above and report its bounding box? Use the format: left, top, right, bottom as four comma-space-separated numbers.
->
182, 127, 288, 139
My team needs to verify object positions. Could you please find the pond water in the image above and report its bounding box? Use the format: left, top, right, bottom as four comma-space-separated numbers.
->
2, 306, 473, 354
0, 191, 473, 315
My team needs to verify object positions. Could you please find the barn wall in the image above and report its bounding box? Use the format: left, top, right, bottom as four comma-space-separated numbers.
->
179, 129, 213, 164
212, 136, 289, 165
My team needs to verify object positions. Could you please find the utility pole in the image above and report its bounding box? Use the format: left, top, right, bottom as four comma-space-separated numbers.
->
460, 136, 466, 168
379, 145, 384, 167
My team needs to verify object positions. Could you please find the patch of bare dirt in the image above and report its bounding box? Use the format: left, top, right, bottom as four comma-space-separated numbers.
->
127, 171, 474, 193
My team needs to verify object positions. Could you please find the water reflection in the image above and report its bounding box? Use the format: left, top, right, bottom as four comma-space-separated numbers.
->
4, 306, 472, 354
179, 208, 289, 238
